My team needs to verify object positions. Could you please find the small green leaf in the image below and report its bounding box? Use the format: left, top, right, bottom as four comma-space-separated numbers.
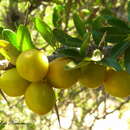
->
92, 29, 103, 45
0, 27, 3, 38
80, 32, 91, 56
102, 57, 122, 71
2, 29, 18, 50
53, 29, 82, 47
128, 1, 130, 22
17, 25, 34, 51
52, 5, 64, 28
73, 13, 86, 38
110, 42, 130, 58
124, 47, 130, 74
34, 18, 56, 47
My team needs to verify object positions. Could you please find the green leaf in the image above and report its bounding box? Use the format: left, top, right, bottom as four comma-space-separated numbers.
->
52, 5, 64, 28
73, 13, 86, 38
128, 1, 130, 22
0, 122, 5, 130
100, 27, 128, 43
2, 29, 18, 50
91, 17, 105, 45
57, 47, 81, 59
80, 32, 91, 56
17, 25, 34, 51
107, 17, 129, 30
92, 29, 103, 45
110, 42, 130, 58
34, 18, 56, 47
0, 27, 3, 38
53, 29, 82, 47
102, 57, 122, 71
124, 47, 130, 74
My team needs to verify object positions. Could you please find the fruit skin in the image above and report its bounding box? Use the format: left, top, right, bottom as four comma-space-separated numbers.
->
47, 57, 80, 89
16, 49, 49, 82
0, 68, 29, 97
103, 69, 130, 98
25, 81, 56, 115
79, 62, 106, 88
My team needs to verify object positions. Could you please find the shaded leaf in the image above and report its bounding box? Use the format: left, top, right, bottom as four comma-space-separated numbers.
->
34, 18, 56, 46
107, 16, 129, 30
53, 29, 82, 47
102, 57, 122, 71
124, 47, 130, 74
128, 1, 130, 22
110, 42, 130, 58
73, 13, 86, 38
100, 27, 128, 43
17, 25, 34, 51
91, 16, 105, 45
80, 32, 91, 56
57, 47, 81, 58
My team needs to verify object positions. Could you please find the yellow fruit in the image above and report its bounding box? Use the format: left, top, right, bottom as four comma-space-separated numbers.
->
47, 57, 79, 89
25, 81, 56, 115
0, 68, 29, 97
104, 69, 130, 98
16, 49, 49, 82
79, 62, 106, 88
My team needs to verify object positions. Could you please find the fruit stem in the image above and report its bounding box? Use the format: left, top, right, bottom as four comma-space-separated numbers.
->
0, 89, 10, 106
54, 102, 61, 128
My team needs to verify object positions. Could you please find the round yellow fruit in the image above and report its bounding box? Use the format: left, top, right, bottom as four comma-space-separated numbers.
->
104, 69, 130, 98
25, 81, 56, 115
47, 57, 80, 89
0, 68, 29, 97
16, 49, 49, 82
79, 62, 106, 88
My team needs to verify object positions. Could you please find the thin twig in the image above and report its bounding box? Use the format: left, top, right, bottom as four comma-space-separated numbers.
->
54, 102, 61, 128
0, 89, 10, 106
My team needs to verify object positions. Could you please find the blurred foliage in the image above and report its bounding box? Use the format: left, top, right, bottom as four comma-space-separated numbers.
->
0, 0, 130, 130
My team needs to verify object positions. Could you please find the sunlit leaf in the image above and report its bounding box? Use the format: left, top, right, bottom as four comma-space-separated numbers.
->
34, 18, 56, 47
2, 29, 18, 50
52, 5, 64, 28
17, 25, 34, 51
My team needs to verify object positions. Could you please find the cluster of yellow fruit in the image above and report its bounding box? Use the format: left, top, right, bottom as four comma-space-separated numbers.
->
0, 49, 79, 115
79, 63, 130, 98
0, 48, 130, 115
